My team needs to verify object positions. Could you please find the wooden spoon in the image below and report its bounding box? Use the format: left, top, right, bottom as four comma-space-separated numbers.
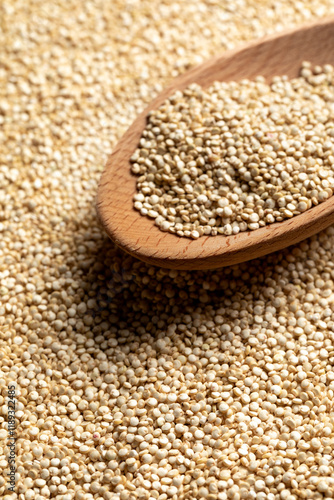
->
97, 17, 334, 270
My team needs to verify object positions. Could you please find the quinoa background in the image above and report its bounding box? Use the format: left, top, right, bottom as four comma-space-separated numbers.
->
2, 1, 334, 500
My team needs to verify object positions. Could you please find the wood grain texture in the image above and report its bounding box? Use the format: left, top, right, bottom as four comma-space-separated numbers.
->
96, 17, 334, 270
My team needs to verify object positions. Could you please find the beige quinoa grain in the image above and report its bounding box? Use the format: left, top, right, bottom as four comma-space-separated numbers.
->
2, 1, 334, 500
132, 63, 334, 238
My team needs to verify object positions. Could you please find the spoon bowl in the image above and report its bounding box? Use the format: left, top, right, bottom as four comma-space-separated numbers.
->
97, 17, 334, 270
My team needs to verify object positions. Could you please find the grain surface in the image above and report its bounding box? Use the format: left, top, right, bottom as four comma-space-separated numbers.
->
2, 1, 334, 500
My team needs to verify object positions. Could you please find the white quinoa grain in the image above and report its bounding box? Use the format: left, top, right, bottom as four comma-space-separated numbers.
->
133, 63, 334, 238
3, 2, 334, 500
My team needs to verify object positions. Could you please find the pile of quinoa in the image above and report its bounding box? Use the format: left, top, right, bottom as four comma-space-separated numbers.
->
132, 63, 334, 238
2, 1, 334, 500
